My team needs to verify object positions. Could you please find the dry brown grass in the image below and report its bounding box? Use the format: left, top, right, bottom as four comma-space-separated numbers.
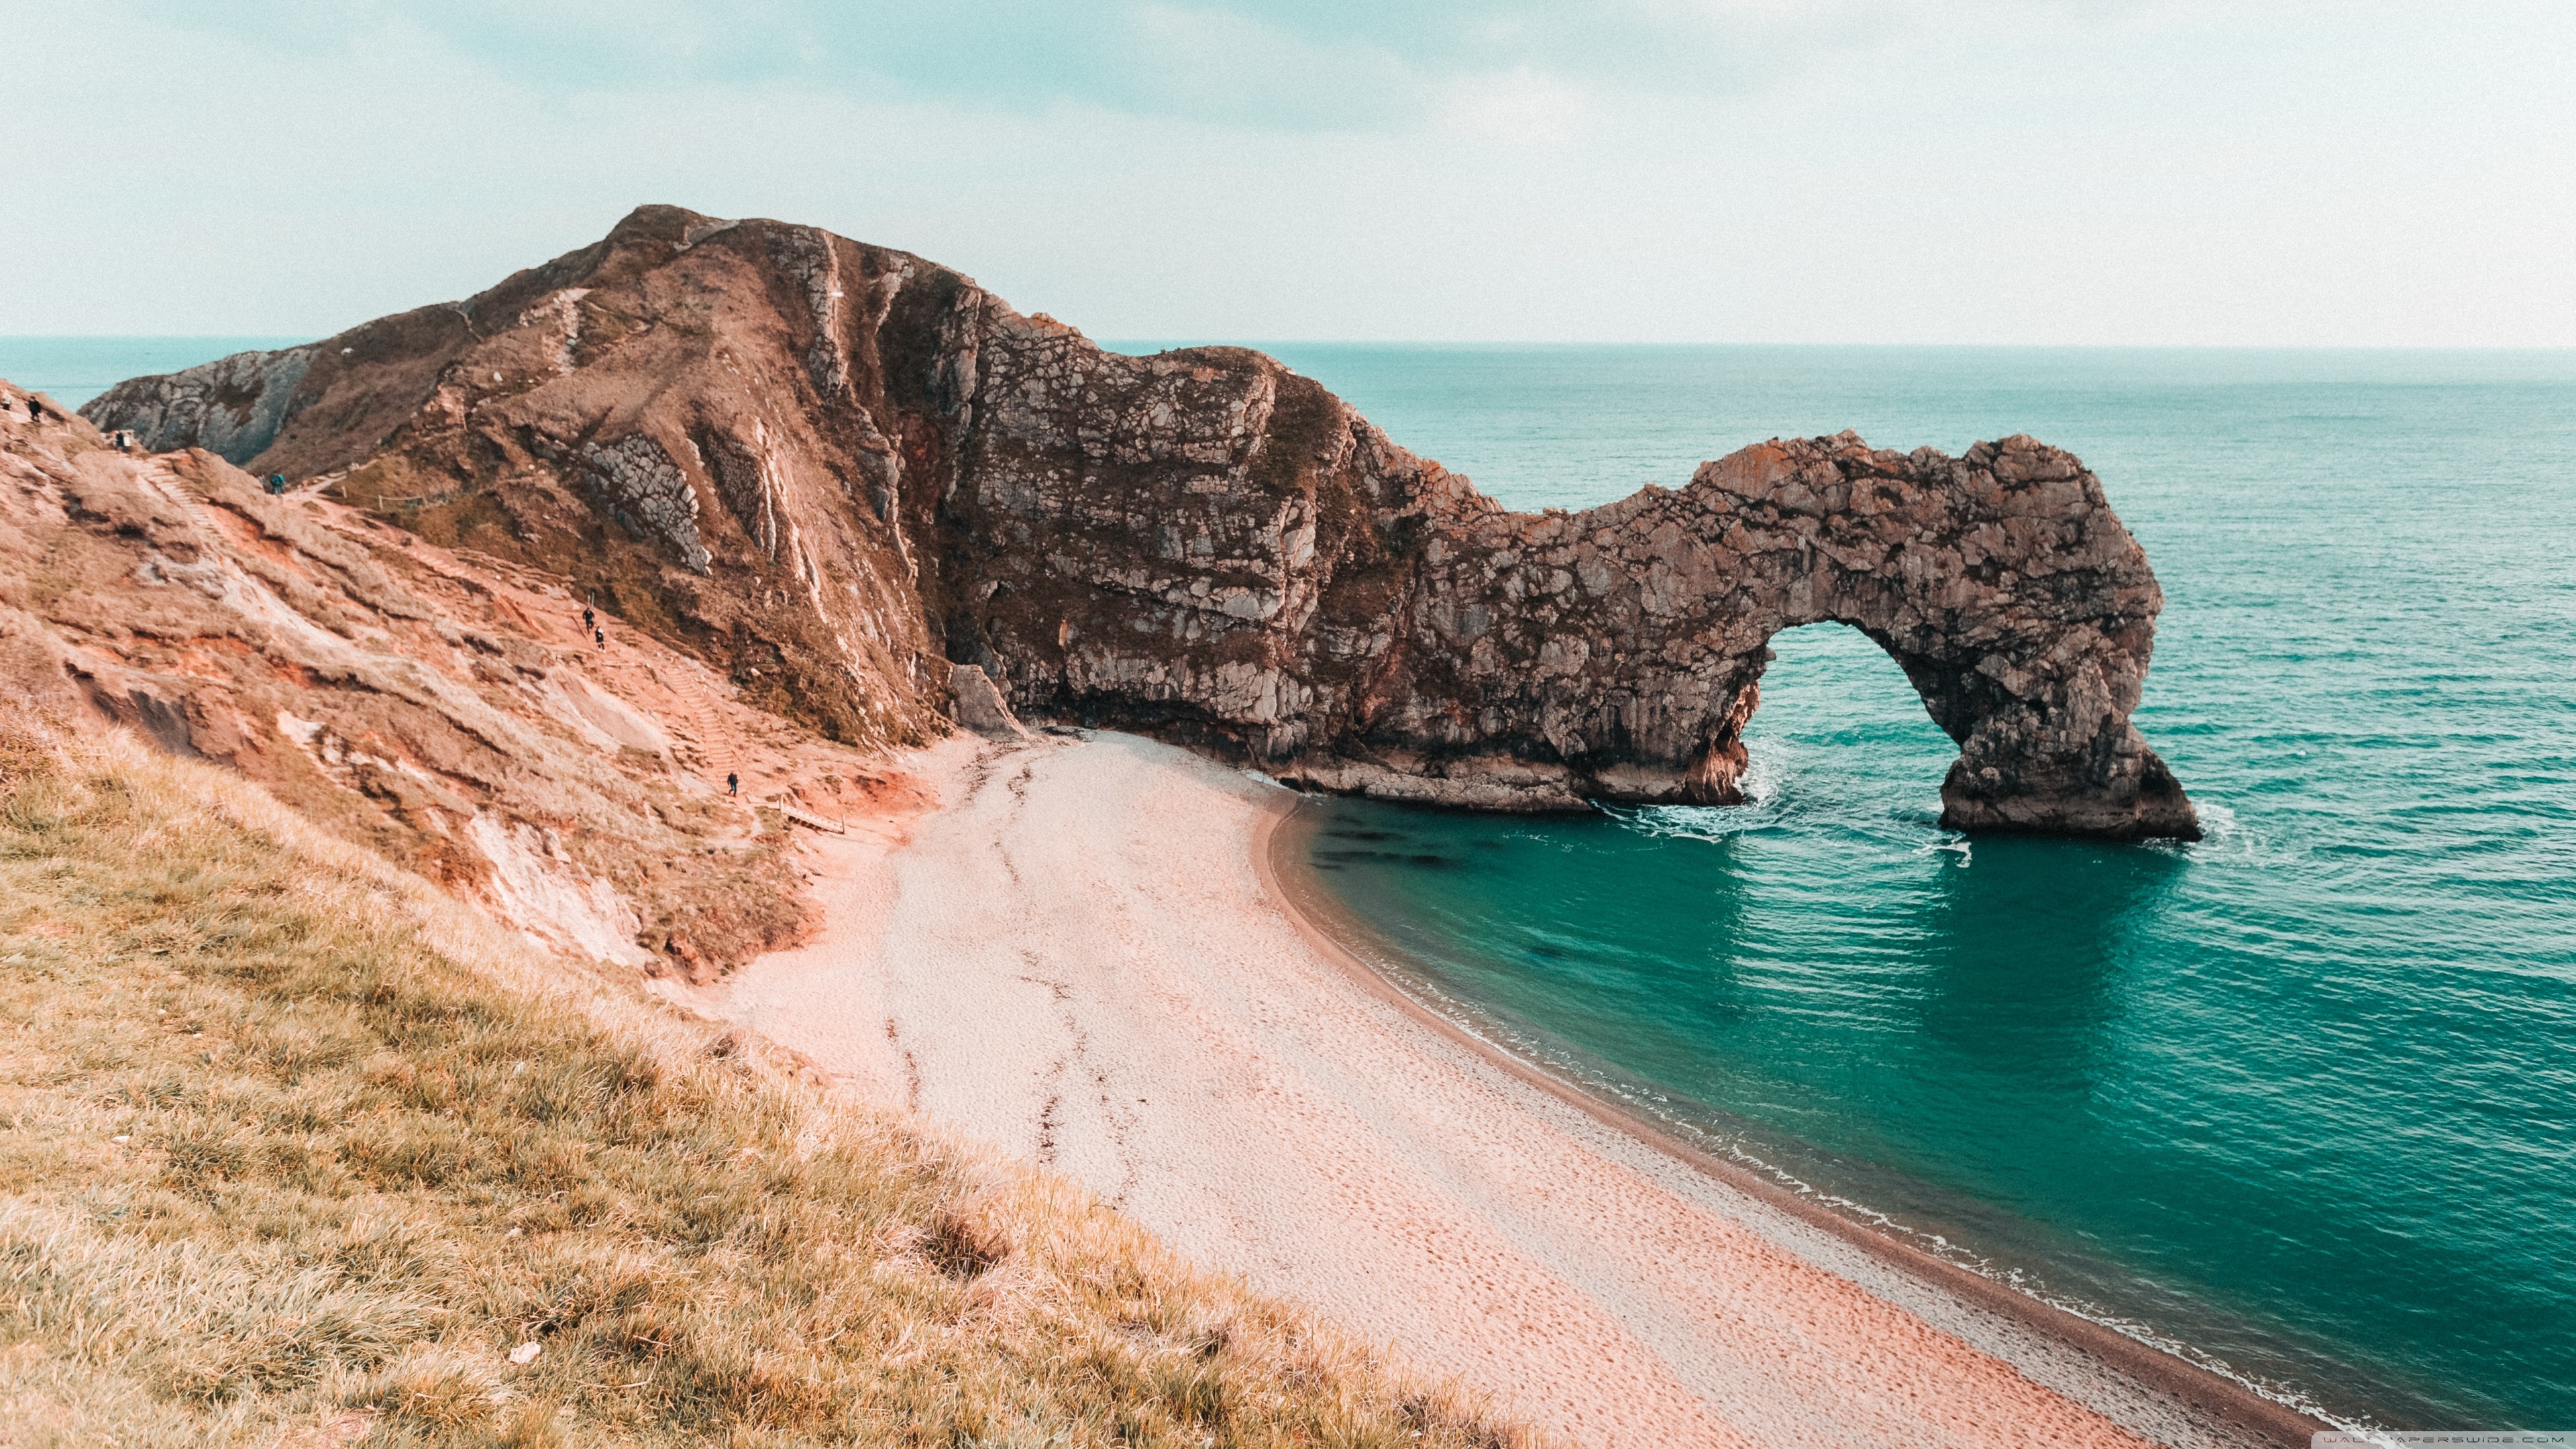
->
0, 720, 1538, 1448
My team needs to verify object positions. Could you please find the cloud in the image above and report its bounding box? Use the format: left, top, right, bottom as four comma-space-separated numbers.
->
1433, 66, 1594, 148
109, 0, 1994, 133
10, 0, 2571, 343
1118, 5, 1430, 129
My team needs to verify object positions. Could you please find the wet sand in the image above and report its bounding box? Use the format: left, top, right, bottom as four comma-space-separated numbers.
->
700, 730, 2317, 1448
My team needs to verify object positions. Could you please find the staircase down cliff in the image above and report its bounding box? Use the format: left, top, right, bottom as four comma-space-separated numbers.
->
82, 204, 2198, 841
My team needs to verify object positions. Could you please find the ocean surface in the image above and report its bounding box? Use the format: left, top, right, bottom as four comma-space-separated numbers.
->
19, 336, 2572, 1428
1193, 344, 2574, 1432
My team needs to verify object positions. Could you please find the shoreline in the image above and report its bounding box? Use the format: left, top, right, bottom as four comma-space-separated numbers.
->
707, 731, 2328, 1448
1251, 791, 2329, 1449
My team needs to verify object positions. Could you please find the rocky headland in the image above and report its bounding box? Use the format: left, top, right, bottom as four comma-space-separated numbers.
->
79, 203, 2196, 842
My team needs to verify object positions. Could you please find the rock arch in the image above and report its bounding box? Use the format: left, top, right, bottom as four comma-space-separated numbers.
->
1283, 432, 2199, 841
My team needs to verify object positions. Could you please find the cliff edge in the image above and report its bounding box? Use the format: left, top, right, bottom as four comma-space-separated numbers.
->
81, 205, 2196, 841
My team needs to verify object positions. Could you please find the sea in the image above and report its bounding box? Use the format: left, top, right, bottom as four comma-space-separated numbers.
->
13, 337, 2572, 1430
1228, 344, 2576, 1433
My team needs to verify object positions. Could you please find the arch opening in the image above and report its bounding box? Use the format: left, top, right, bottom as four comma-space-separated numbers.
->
1721, 623, 1957, 822
1676, 599, 2200, 843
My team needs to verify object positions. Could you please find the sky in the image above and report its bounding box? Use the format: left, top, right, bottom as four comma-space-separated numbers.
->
5, 1, 2571, 345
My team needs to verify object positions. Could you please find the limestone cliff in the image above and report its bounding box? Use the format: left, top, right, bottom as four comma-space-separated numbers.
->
80, 204, 2197, 841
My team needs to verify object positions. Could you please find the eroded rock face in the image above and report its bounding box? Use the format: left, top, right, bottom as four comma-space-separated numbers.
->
579, 435, 709, 574
81, 205, 2196, 840
0, 390, 903, 975
83, 345, 320, 464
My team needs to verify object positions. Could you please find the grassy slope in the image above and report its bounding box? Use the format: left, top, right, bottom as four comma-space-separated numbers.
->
0, 723, 1529, 1449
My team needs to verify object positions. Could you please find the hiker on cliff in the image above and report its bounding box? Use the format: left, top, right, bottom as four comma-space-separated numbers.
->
727, 772, 738, 797
266, 474, 286, 496
24, 398, 44, 422
582, 606, 595, 632
593, 627, 606, 647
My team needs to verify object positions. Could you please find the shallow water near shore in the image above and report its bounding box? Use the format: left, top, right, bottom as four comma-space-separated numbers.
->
1232, 345, 2576, 1430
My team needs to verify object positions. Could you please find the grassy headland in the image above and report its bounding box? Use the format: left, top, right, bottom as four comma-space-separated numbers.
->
0, 721, 1529, 1448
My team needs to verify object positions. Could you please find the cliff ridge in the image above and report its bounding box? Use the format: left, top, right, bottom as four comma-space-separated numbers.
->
74, 204, 2196, 841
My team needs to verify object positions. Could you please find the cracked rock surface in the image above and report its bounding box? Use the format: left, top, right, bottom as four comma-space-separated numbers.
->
0, 388, 908, 975
83, 204, 2196, 840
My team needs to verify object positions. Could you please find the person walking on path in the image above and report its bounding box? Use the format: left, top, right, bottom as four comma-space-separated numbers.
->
593, 627, 606, 647
727, 772, 739, 797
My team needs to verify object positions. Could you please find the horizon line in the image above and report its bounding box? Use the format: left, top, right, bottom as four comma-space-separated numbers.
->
4, 333, 2573, 354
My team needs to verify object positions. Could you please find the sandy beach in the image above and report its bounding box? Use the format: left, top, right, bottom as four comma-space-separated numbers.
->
698, 730, 2312, 1448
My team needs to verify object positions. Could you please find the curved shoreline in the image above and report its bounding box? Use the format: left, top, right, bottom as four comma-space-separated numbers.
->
715, 731, 2326, 1446
1250, 790, 2329, 1449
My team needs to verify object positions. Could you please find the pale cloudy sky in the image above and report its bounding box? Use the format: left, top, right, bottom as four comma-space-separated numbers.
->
6, 1, 2571, 344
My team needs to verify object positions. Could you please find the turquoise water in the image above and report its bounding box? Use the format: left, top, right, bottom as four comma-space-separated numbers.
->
0, 337, 307, 409
1220, 346, 2576, 1431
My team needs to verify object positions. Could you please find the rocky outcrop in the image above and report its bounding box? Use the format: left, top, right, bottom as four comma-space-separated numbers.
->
1281, 433, 2194, 838
0, 392, 900, 975
578, 435, 710, 574
80, 344, 319, 464
82, 205, 2197, 841
948, 664, 1032, 743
